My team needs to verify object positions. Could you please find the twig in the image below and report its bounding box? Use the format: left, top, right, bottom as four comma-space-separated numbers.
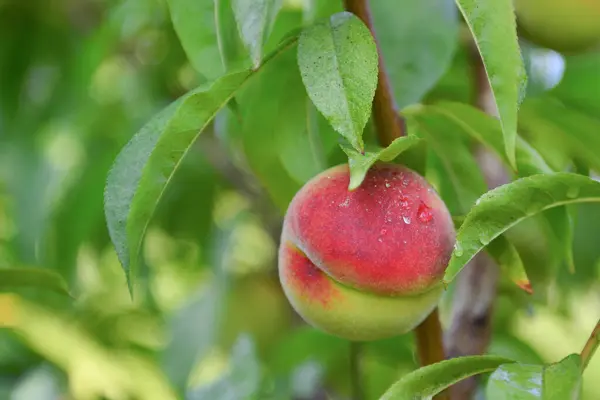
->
581, 319, 600, 371
444, 36, 509, 400
350, 342, 364, 400
342, 1, 447, 398
342, 0, 405, 144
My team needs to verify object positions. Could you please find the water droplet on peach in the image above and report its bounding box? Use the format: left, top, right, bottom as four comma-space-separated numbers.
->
403, 216, 411, 225
417, 202, 433, 223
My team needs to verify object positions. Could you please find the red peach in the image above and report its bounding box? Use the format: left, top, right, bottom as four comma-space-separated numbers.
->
278, 163, 455, 341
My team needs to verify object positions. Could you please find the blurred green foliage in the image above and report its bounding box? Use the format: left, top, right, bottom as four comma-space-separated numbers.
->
0, 0, 599, 399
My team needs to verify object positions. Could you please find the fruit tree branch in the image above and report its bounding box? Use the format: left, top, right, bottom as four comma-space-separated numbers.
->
342, 0, 405, 144
342, 2, 447, 397
581, 318, 600, 371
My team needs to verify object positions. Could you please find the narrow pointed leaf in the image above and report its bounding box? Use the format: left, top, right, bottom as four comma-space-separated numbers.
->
298, 11, 378, 152
0, 268, 71, 297
341, 135, 422, 190
232, 0, 282, 67
104, 38, 297, 293
444, 173, 600, 283
455, 0, 527, 168
380, 355, 513, 400
486, 236, 531, 294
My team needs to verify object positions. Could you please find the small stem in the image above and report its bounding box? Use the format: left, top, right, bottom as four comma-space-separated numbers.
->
414, 309, 450, 400
342, 0, 404, 145
581, 319, 600, 371
350, 342, 364, 400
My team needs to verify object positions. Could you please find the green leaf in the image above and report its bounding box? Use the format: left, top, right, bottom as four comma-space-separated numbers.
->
406, 109, 487, 214
104, 37, 297, 293
341, 135, 422, 190
427, 102, 553, 176
167, 0, 226, 79
551, 52, 600, 116
455, 0, 527, 169
486, 236, 531, 294
232, 0, 282, 68
371, 0, 458, 108
486, 354, 581, 400
380, 355, 513, 400
444, 173, 600, 284
298, 11, 378, 152
0, 268, 71, 297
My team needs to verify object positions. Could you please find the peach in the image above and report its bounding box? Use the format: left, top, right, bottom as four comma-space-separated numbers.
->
515, 0, 600, 53
278, 163, 456, 341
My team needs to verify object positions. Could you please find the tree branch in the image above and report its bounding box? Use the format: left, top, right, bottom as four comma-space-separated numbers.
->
444, 36, 509, 400
342, 0, 405, 144
581, 319, 600, 371
342, 2, 447, 398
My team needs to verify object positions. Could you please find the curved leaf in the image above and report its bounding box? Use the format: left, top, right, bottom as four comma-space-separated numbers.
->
341, 135, 422, 190
372, 0, 458, 108
444, 173, 600, 283
298, 11, 378, 152
486, 236, 531, 294
104, 37, 297, 293
380, 355, 513, 400
0, 268, 71, 297
232, 0, 282, 68
455, 0, 527, 169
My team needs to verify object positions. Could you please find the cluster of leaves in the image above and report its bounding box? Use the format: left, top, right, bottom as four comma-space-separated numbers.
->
1, 0, 600, 399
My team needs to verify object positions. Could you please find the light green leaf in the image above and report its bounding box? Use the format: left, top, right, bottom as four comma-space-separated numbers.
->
486, 236, 531, 294
486, 354, 581, 400
371, 0, 458, 108
298, 11, 378, 152
444, 173, 600, 283
232, 0, 282, 68
341, 135, 422, 190
104, 37, 297, 293
0, 268, 71, 297
380, 355, 513, 400
455, 0, 527, 169
427, 102, 552, 176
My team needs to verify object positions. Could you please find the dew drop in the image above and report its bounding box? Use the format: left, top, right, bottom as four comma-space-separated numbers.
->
402, 215, 411, 225
566, 186, 580, 199
378, 237, 383, 243
417, 202, 433, 223
454, 242, 463, 257
479, 233, 491, 245
385, 182, 391, 188
339, 197, 350, 207
380, 228, 388, 235
400, 196, 409, 208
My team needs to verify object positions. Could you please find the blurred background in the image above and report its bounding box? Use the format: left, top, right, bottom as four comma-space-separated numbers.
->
0, 0, 599, 399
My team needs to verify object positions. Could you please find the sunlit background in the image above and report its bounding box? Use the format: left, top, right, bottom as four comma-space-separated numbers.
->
0, 0, 599, 399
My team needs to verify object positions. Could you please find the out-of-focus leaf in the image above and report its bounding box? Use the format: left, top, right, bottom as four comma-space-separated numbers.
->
341, 135, 422, 190
427, 102, 553, 176
104, 37, 297, 293
486, 354, 581, 400
455, 0, 527, 169
444, 173, 600, 283
486, 236, 531, 294
10, 365, 63, 400
0, 268, 71, 297
371, 0, 458, 108
380, 355, 513, 400
298, 12, 378, 152
488, 334, 545, 365
187, 335, 261, 400
519, 98, 600, 172
544, 206, 575, 273
551, 52, 600, 115
0, 294, 176, 400
406, 109, 487, 214
232, 0, 282, 68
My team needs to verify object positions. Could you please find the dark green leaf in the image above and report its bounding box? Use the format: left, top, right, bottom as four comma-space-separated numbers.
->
444, 173, 600, 283
371, 0, 458, 108
486, 236, 531, 293
341, 135, 422, 190
455, 0, 527, 168
486, 354, 581, 400
380, 355, 513, 400
298, 12, 378, 152
232, 0, 282, 68
551, 52, 600, 115
0, 268, 71, 297
104, 37, 297, 292
406, 109, 487, 214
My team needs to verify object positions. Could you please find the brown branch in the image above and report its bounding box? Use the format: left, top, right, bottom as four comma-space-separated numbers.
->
581, 319, 600, 371
342, 0, 405, 144
444, 38, 509, 400
342, 2, 447, 399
